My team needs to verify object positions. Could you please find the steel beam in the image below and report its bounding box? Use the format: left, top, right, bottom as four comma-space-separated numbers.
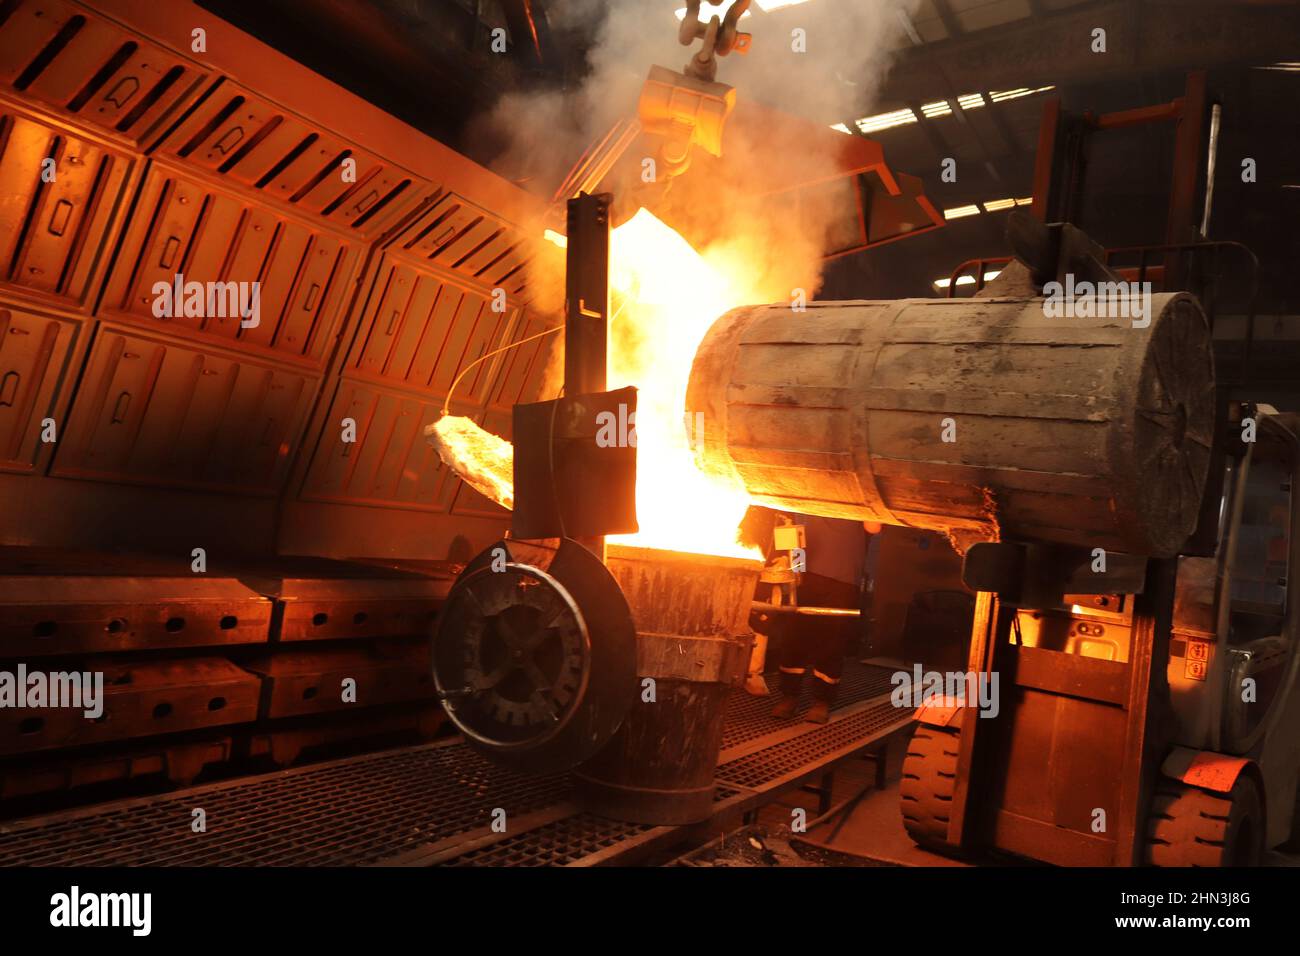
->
877, 0, 1300, 107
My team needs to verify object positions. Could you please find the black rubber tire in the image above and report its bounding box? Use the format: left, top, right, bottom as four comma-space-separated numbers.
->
900, 722, 961, 851
1146, 776, 1265, 867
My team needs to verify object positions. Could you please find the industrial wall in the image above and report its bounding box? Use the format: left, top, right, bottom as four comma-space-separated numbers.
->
0, 0, 558, 808
0, 0, 556, 564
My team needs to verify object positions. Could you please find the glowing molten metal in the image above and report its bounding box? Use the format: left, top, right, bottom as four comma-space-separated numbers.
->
430, 208, 760, 559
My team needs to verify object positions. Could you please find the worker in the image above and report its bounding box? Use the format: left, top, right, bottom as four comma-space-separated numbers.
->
739, 507, 784, 697
741, 508, 879, 723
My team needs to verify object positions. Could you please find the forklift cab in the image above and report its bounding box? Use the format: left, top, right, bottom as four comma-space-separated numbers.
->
901, 411, 1300, 866
1167, 411, 1300, 850
1171, 413, 1297, 747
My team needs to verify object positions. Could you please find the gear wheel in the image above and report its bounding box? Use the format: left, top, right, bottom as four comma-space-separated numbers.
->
433, 538, 637, 774
457, 565, 586, 729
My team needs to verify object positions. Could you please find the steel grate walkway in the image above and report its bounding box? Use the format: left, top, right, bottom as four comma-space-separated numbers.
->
720, 663, 898, 751
0, 744, 567, 866
717, 696, 908, 790
447, 812, 653, 866
0, 662, 912, 866
445, 783, 754, 867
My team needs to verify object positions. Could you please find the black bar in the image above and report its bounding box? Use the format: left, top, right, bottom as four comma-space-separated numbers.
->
564, 191, 611, 396
563, 191, 612, 558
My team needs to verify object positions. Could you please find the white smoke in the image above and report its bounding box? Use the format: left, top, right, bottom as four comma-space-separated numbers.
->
473, 0, 921, 367
479, 0, 919, 213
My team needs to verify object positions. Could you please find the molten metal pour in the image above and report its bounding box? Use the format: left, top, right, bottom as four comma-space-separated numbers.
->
427, 416, 514, 511
429, 207, 764, 560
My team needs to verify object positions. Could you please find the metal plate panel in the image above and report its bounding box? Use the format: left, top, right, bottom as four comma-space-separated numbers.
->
248, 572, 447, 643
0, 101, 135, 308
0, 656, 262, 756
0, 573, 272, 656
393, 191, 534, 302
52, 324, 318, 493
992, 685, 1128, 841
0, 300, 78, 473
0, 0, 206, 147
100, 162, 359, 364
486, 311, 556, 410
348, 256, 518, 405
299, 377, 469, 511
0, 735, 238, 800
241, 641, 435, 719
155, 80, 426, 238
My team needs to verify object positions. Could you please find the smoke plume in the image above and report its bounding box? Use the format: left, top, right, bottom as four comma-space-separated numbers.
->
477, 0, 920, 314
437, 1, 923, 553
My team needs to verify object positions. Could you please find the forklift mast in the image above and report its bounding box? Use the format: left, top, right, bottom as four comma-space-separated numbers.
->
907, 73, 1300, 866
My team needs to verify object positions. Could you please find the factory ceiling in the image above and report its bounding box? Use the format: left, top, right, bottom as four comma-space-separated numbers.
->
194, 0, 1300, 335
195, 1, 1300, 152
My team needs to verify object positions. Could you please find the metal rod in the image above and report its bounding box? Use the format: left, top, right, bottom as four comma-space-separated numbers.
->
1200, 102, 1222, 238
751, 601, 861, 618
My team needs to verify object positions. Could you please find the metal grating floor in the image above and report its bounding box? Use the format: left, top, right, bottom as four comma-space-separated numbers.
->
446, 782, 752, 867
447, 812, 653, 866
0, 662, 911, 867
716, 697, 910, 790
0, 743, 567, 866
720, 662, 898, 751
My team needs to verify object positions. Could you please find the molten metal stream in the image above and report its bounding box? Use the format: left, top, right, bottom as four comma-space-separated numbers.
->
431, 208, 762, 560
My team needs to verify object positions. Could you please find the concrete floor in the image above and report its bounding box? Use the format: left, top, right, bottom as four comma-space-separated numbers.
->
701, 659, 1300, 868
797, 783, 970, 866
749, 723, 1300, 867
750, 724, 971, 866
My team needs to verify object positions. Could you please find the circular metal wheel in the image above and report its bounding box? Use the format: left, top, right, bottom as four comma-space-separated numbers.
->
445, 563, 587, 737
433, 538, 637, 775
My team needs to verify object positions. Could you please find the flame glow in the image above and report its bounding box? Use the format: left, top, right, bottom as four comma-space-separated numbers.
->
430, 207, 765, 559
605, 209, 756, 558
427, 415, 515, 510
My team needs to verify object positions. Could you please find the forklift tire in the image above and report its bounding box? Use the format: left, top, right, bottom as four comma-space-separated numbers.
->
900, 722, 961, 851
1145, 776, 1264, 867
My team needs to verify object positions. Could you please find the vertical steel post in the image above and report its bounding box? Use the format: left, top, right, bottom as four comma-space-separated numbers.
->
564, 191, 613, 559
1165, 71, 1209, 289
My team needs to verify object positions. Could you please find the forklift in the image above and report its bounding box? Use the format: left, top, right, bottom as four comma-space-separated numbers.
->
902, 405, 1299, 866
900, 74, 1300, 866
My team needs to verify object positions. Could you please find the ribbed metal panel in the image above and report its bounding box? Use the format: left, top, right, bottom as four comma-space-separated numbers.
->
0, 0, 208, 147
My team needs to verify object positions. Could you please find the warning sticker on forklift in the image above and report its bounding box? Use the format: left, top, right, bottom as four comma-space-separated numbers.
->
1184, 639, 1211, 680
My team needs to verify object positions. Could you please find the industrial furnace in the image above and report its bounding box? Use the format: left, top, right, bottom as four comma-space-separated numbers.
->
0, 0, 1298, 940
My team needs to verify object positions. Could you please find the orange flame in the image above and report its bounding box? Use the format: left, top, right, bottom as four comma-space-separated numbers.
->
604, 209, 757, 558
432, 207, 763, 559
